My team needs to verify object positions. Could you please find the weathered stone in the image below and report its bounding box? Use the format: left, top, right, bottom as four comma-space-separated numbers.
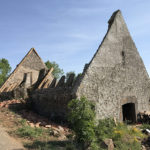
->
56, 76, 65, 87
35, 122, 40, 128
58, 135, 67, 141
52, 130, 60, 137
141, 145, 146, 150
29, 123, 35, 128
31, 10, 150, 122
66, 73, 75, 87
2, 10, 149, 124
58, 126, 64, 132
38, 68, 54, 89
45, 125, 51, 128
73, 10, 150, 121
49, 78, 57, 88
102, 139, 114, 150
0, 48, 54, 100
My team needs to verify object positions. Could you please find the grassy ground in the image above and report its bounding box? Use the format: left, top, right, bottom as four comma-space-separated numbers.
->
0, 100, 149, 150
0, 101, 72, 150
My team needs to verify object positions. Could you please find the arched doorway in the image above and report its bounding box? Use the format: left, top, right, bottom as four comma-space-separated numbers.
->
122, 103, 136, 123
120, 96, 138, 123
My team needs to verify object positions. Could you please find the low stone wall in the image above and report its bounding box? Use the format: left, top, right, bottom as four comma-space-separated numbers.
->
31, 73, 79, 122
31, 87, 74, 122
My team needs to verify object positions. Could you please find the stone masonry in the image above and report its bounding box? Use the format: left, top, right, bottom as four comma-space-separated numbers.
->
73, 10, 150, 121
31, 10, 150, 122
1, 10, 150, 122
0, 48, 54, 99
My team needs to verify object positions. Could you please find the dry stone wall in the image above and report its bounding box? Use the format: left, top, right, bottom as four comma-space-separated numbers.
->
31, 74, 78, 121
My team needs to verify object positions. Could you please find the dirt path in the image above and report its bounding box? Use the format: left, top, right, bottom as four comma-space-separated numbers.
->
0, 126, 24, 150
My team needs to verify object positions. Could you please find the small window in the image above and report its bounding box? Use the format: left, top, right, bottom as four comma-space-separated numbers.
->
121, 51, 125, 65
121, 51, 125, 57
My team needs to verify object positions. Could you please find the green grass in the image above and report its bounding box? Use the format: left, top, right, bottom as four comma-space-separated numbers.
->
16, 125, 44, 139
114, 140, 141, 150
18, 119, 27, 126
140, 123, 150, 130
95, 119, 145, 150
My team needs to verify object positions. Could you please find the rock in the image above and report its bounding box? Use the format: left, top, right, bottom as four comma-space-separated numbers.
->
52, 130, 60, 137
51, 126, 59, 132
58, 126, 64, 132
58, 135, 67, 141
29, 123, 35, 128
45, 125, 51, 128
141, 145, 146, 150
35, 122, 40, 128
101, 139, 114, 150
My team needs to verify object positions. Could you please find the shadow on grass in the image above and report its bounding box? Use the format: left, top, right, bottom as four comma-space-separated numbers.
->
24, 140, 71, 150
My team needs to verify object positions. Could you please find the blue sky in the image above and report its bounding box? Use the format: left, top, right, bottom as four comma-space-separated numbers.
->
0, 0, 150, 75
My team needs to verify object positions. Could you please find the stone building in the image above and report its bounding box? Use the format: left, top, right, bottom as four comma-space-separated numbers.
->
1, 10, 150, 122
31, 10, 150, 122
73, 10, 150, 122
0, 48, 54, 99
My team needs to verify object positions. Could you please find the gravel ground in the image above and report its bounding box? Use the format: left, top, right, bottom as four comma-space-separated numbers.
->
0, 126, 24, 150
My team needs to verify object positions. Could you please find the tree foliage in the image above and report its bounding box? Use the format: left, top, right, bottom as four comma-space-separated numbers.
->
0, 58, 11, 86
45, 61, 64, 79
68, 97, 97, 149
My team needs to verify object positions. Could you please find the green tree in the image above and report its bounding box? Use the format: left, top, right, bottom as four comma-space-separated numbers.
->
0, 58, 11, 86
45, 61, 64, 79
68, 97, 98, 150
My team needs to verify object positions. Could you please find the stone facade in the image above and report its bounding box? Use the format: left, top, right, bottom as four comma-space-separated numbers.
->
31, 74, 77, 121
73, 10, 150, 121
1, 10, 150, 122
31, 10, 150, 122
0, 48, 54, 99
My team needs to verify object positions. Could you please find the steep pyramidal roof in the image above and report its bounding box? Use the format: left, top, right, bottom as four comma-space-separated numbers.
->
75, 10, 150, 121
0, 48, 47, 93
86, 10, 149, 72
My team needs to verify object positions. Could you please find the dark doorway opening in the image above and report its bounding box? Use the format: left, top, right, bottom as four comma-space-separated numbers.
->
122, 103, 136, 123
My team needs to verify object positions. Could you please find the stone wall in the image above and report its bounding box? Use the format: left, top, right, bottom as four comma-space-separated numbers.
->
21, 49, 46, 71
31, 73, 78, 121
31, 10, 150, 122
0, 48, 47, 93
1, 11, 150, 123
73, 10, 150, 121
0, 48, 50, 100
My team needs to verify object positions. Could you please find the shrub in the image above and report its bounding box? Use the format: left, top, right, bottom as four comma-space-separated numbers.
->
95, 118, 116, 141
68, 97, 144, 150
68, 97, 97, 149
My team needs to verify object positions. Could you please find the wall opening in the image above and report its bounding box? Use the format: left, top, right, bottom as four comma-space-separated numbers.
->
122, 103, 136, 123
121, 51, 125, 65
